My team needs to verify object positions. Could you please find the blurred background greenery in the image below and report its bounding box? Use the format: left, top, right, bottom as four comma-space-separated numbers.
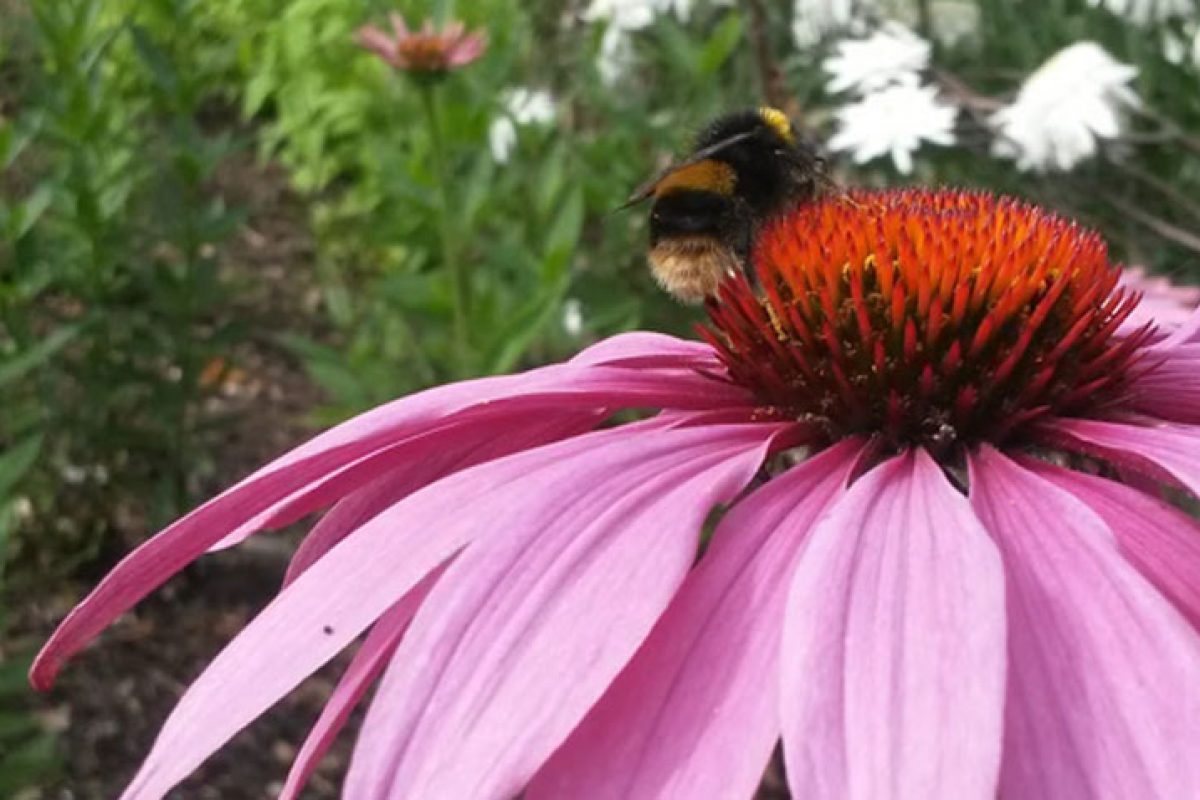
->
2, 0, 1198, 794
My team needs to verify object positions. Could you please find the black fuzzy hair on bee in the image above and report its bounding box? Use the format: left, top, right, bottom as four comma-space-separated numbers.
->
692, 108, 826, 217
628, 107, 837, 303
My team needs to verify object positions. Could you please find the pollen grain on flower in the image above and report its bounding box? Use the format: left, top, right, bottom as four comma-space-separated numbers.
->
701, 188, 1152, 451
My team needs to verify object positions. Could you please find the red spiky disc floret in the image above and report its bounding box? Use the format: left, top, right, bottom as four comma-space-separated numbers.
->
700, 188, 1154, 453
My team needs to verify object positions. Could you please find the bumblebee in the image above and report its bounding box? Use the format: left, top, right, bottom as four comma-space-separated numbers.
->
625, 107, 831, 303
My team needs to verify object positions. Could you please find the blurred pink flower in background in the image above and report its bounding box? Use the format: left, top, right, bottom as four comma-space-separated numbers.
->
356, 13, 485, 74
33, 190, 1200, 799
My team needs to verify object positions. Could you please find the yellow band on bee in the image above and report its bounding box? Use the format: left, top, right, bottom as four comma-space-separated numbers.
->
654, 158, 737, 197
758, 106, 795, 144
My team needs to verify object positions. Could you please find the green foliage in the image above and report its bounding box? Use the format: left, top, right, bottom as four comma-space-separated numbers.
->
1, 0, 247, 572
0, 655, 60, 795
233, 0, 758, 418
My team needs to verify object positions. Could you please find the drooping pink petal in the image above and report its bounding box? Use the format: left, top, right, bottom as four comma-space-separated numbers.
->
528, 438, 867, 800
33, 346, 741, 689
281, 410, 602, 586
969, 446, 1200, 800
113, 420, 782, 800
344, 423, 784, 800
214, 407, 602, 556
270, 336, 743, 468
1022, 459, 1200, 630
1035, 416, 1200, 497
1125, 352, 1200, 423
781, 449, 1006, 800
568, 331, 722, 368
35, 407, 576, 690
278, 564, 447, 800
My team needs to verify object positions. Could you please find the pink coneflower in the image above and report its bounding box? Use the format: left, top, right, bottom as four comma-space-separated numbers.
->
356, 13, 485, 74
35, 189, 1200, 799
1118, 264, 1200, 335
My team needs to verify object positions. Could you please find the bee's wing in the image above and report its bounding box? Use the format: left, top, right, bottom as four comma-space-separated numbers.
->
615, 130, 758, 211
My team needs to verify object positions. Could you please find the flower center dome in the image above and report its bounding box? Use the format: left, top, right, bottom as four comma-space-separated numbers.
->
702, 189, 1152, 452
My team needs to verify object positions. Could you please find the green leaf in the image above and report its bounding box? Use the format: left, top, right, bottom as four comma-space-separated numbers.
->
0, 712, 39, 743
486, 279, 569, 375
0, 436, 42, 500
129, 24, 179, 95
534, 145, 567, 218
0, 733, 59, 795
276, 333, 371, 408
0, 326, 80, 387
0, 125, 12, 169
698, 14, 744, 76
8, 185, 54, 241
541, 186, 585, 282
0, 655, 34, 697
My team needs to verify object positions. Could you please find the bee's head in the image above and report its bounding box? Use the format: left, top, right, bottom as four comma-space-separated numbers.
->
693, 107, 820, 212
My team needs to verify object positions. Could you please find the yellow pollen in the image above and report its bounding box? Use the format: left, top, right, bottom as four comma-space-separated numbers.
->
758, 107, 795, 144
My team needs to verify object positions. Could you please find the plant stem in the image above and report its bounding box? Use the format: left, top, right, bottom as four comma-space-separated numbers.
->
742, 0, 791, 117
419, 83, 470, 374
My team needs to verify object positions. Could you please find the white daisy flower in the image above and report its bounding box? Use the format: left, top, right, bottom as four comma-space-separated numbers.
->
829, 82, 958, 174
562, 298, 585, 337
584, 0, 694, 29
791, 0, 872, 48
489, 119, 517, 164
1163, 24, 1200, 67
990, 42, 1139, 172
822, 22, 931, 95
585, 0, 697, 84
595, 26, 635, 86
488, 89, 556, 164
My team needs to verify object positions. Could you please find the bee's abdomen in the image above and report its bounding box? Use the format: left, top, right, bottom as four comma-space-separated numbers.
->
649, 191, 735, 242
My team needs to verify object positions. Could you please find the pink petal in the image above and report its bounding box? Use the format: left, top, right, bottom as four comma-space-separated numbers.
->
274, 351, 744, 468
1022, 459, 1200, 630
446, 34, 485, 66
355, 26, 399, 63
528, 438, 867, 800
969, 446, 1200, 800
278, 565, 446, 800
281, 410, 601, 585
35, 407, 571, 690
1150, 305, 1200, 348
216, 405, 596, 555
569, 331, 722, 368
1117, 267, 1200, 338
1125, 353, 1200, 423
344, 423, 783, 800
114, 420, 782, 800
781, 449, 1006, 800
33, 350, 739, 689
1035, 416, 1200, 496
387, 12, 409, 39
